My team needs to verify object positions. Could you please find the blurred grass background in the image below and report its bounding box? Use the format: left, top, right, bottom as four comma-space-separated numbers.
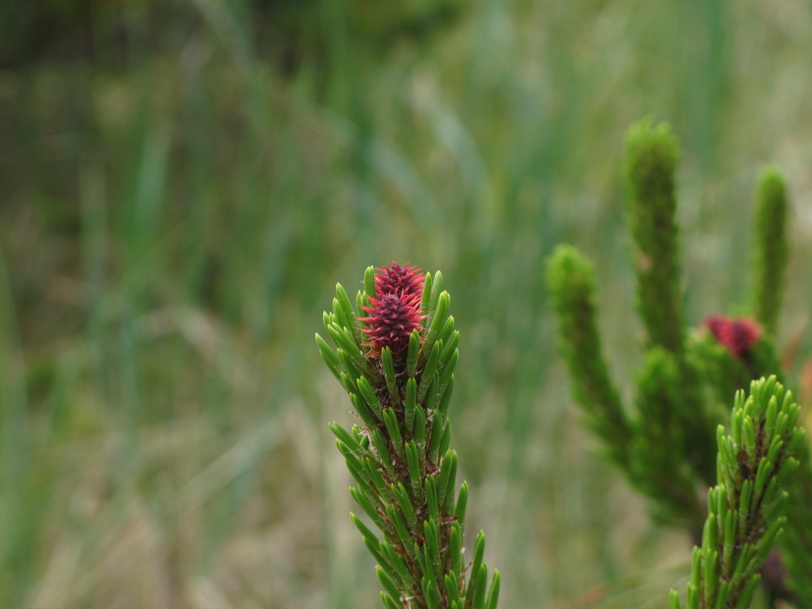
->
2, 0, 812, 607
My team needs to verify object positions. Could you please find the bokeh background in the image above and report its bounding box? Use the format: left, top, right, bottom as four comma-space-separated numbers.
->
2, 1, 812, 608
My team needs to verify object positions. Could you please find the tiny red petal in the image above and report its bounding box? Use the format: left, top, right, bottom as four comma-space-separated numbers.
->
706, 315, 728, 341
704, 315, 762, 359
374, 261, 424, 300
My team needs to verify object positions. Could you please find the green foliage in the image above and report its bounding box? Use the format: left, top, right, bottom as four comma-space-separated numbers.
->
545, 245, 632, 470
546, 122, 714, 529
6, 0, 812, 605
670, 377, 803, 609
629, 348, 702, 527
751, 166, 789, 338
624, 119, 683, 354
624, 120, 717, 485
781, 452, 812, 606
317, 266, 500, 609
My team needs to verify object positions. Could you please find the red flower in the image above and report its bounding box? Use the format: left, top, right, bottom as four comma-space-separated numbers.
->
359, 262, 426, 354
705, 315, 762, 359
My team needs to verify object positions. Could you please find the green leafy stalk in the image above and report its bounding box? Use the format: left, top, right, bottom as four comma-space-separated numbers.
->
317, 264, 500, 609
671, 377, 804, 609
624, 118, 683, 353
625, 119, 716, 485
546, 247, 704, 528
751, 166, 789, 337
546, 244, 632, 469
780, 450, 812, 605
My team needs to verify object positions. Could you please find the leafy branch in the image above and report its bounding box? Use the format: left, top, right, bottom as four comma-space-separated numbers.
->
317, 262, 500, 609
670, 377, 804, 609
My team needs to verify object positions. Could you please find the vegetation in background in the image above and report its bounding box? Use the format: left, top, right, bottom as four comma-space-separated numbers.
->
2, 0, 812, 607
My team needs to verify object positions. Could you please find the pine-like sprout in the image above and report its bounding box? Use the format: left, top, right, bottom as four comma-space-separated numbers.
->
751, 167, 789, 338
545, 244, 632, 470
624, 119, 717, 486
317, 263, 499, 609
546, 244, 705, 529
670, 377, 804, 609
624, 118, 683, 354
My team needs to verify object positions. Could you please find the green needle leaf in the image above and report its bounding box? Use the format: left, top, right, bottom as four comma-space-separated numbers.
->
407, 329, 421, 379
381, 347, 400, 405
350, 487, 389, 532
427, 272, 443, 319
405, 378, 417, 437
437, 375, 455, 417
486, 570, 501, 609
438, 422, 452, 461
393, 482, 418, 530
428, 415, 447, 465
418, 342, 442, 402
382, 408, 405, 461
405, 441, 422, 498
437, 450, 455, 512
423, 374, 440, 412
422, 290, 449, 360
445, 571, 461, 604
423, 519, 442, 580
414, 405, 427, 447
349, 393, 378, 428
438, 315, 456, 347
420, 272, 433, 318
336, 282, 362, 346
372, 429, 396, 479
351, 512, 381, 547
440, 330, 460, 367
438, 349, 458, 395
329, 422, 362, 453
357, 375, 384, 420
386, 504, 414, 554
376, 567, 402, 606
466, 531, 486, 602
426, 476, 440, 523
380, 592, 400, 609
474, 563, 488, 609
337, 350, 363, 386
315, 333, 342, 380
454, 480, 469, 532
364, 266, 376, 298
449, 522, 462, 576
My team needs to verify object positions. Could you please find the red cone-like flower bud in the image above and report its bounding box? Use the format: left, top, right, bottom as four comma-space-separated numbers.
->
360, 293, 426, 354
705, 315, 762, 359
359, 262, 426, 354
